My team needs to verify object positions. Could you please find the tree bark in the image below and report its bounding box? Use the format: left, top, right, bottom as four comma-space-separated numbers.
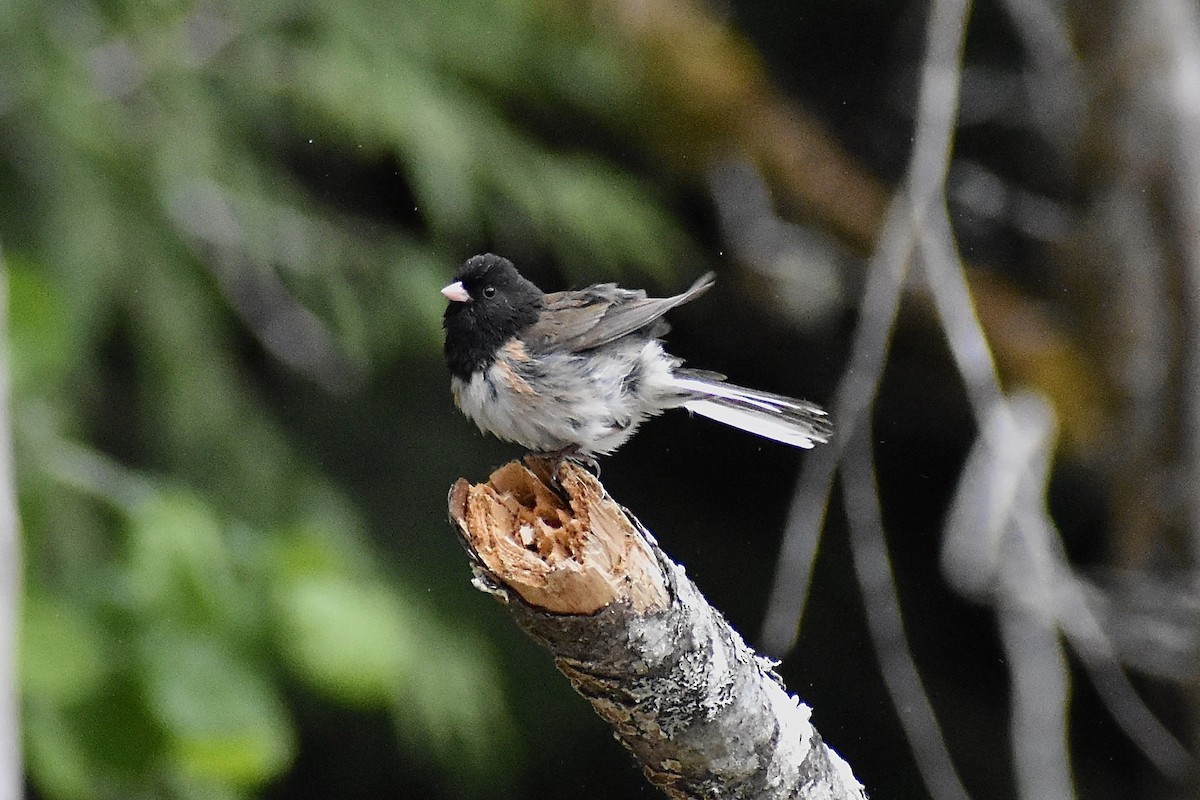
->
447, 457, 866, 800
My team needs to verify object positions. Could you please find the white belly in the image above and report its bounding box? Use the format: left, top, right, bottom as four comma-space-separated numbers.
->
450, 341, 679, 455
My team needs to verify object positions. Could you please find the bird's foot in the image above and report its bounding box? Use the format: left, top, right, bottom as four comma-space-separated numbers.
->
535, 446, 600, 483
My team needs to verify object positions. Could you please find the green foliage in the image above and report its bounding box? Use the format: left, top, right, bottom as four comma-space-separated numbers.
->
18, 452, 517, 797
0, 0, 697, 796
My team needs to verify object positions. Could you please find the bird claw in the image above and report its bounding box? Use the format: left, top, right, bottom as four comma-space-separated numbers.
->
536, 446, 601, 483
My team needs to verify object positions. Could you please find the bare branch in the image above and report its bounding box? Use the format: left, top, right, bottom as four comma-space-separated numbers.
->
842, 432, 972, 800
449, 458, 866, 800
1147, 0, 1200, 565
0, 242, 22, 800
760, 0, 972, 660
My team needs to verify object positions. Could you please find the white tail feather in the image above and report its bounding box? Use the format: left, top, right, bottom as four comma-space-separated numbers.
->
683, 399, 823, 449
671, 376, 820, 413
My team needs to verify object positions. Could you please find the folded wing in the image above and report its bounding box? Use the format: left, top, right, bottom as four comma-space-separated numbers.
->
527, 272, 715, 353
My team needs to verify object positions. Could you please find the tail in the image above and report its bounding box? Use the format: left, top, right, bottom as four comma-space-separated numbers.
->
671, 372, 832, 449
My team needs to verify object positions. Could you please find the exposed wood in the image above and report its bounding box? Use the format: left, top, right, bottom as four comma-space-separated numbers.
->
449, 457, 668, 614
448, 457, 867, 800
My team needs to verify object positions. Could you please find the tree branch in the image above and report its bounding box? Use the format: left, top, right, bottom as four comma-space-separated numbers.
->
447, 457, 866, 800
0, 242, 20, 800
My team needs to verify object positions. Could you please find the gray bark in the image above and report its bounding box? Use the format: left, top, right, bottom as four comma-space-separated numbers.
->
448, 458, 866, 800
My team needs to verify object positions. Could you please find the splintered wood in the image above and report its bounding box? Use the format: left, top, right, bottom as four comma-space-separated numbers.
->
448, 458, 669, 615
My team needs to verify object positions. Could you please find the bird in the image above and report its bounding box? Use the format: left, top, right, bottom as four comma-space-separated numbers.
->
441, 253, 831, 459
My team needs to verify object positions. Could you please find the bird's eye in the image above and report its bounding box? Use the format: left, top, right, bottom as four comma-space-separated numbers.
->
482, 286, 497, 298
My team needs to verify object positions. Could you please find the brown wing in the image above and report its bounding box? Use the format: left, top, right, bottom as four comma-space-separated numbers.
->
525, 272, 715, 353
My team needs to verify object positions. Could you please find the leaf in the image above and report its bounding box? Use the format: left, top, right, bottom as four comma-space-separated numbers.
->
391, 622, 518, 787
270, 527, 517, 784
23, 701, 96, 800
273, 573, 414, 707
122, 489, 251, 632
25, 676, 164, 800
19, 589, 107, 705
138, 626, 294, 788
7, 255, 72, 396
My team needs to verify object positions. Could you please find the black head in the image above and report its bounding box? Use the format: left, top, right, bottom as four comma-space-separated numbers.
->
442, 254, 545, 379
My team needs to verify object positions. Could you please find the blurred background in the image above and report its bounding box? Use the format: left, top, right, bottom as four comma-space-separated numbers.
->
3, 0, 1199, 798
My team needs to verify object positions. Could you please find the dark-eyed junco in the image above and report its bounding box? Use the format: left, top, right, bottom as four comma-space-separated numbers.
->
441, 253, 831, 457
